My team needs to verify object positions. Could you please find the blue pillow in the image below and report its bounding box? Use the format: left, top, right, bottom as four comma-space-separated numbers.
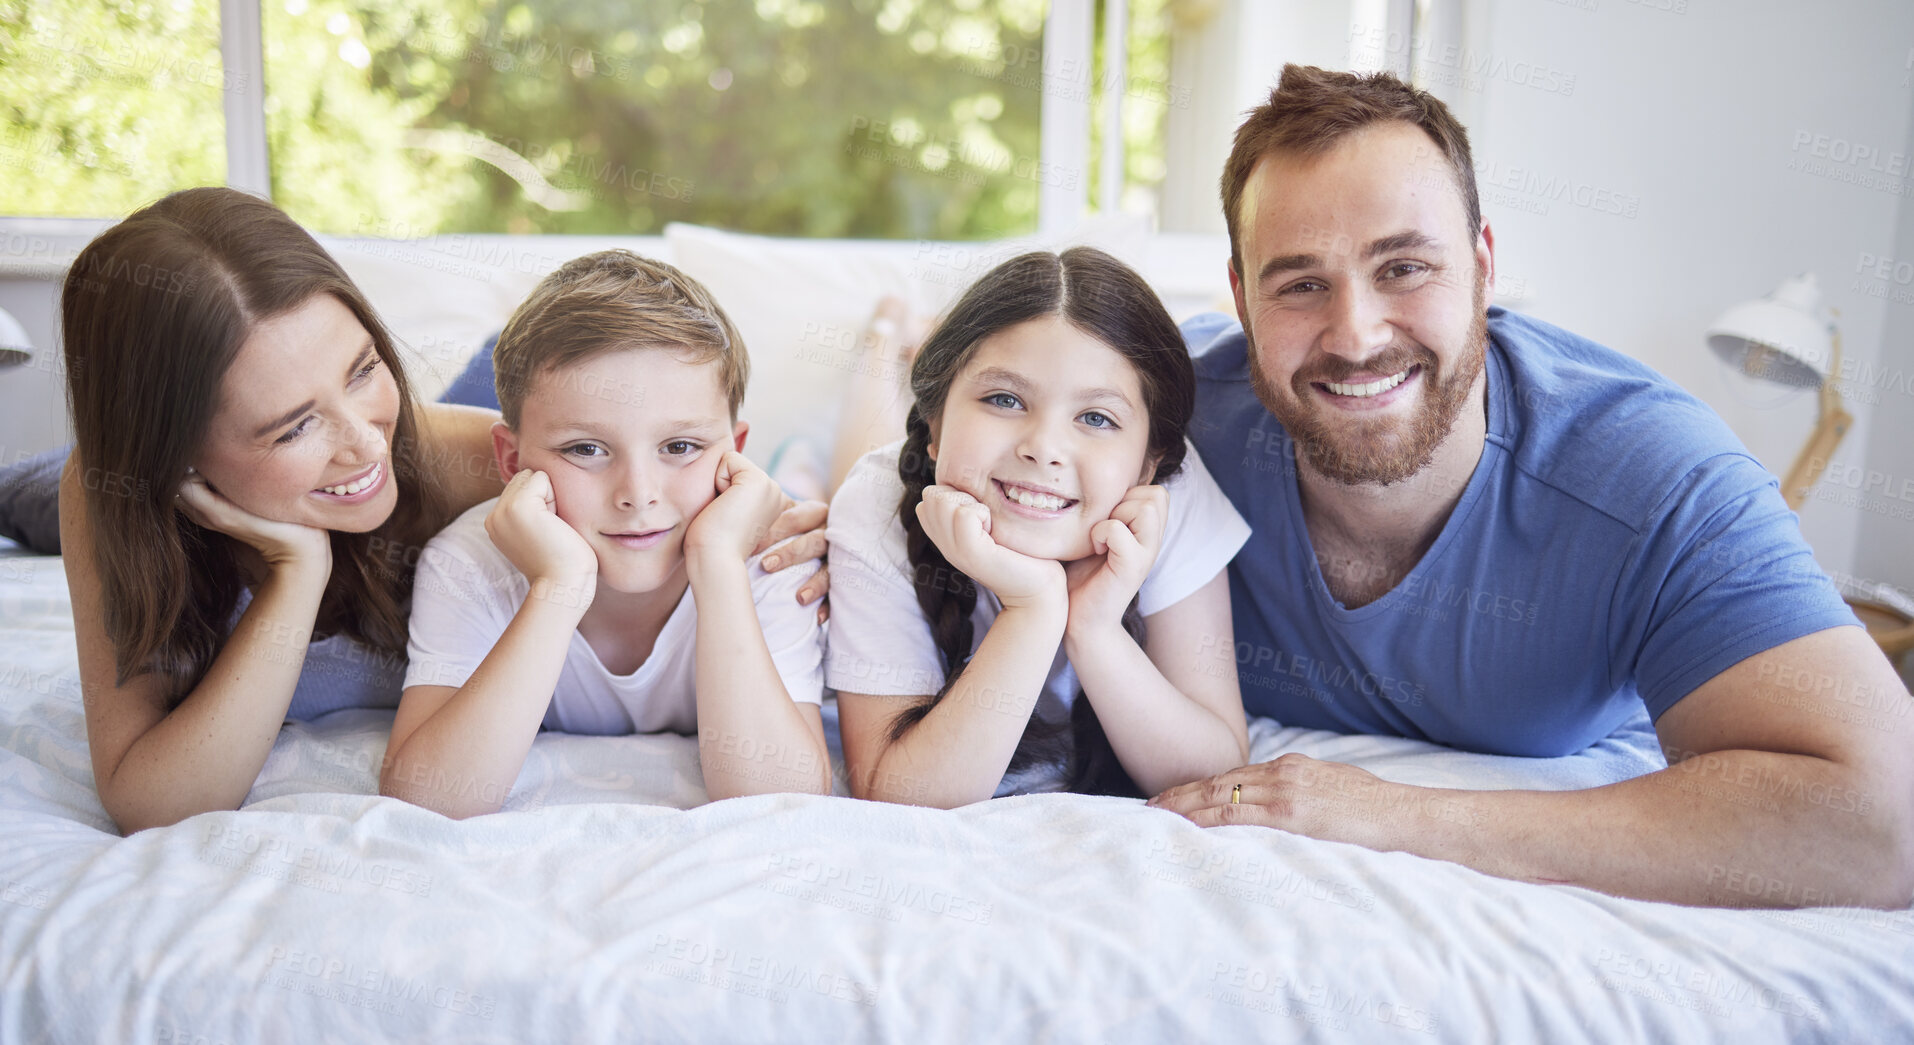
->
439, 331, 501, 410
0, 445, 68, 554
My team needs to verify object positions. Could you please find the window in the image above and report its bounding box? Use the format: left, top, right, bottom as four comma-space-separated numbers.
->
2, 1, 1171, 239
0, 1, 228, 218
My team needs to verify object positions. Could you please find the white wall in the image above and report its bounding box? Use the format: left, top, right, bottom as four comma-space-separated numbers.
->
1462, 0, 1914, 585
1854, 87, 1914, 604
1161, 0, 1358, 234
0, 277, 66, 466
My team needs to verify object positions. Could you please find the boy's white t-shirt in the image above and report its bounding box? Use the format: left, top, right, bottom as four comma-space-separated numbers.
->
824, 439, 1252, 727
404, 498, 824, 736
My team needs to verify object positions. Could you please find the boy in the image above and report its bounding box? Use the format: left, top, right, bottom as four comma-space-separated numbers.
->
381, 250, 830, 817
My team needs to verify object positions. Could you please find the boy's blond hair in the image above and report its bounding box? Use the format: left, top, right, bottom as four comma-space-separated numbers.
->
492, 250, 749, 427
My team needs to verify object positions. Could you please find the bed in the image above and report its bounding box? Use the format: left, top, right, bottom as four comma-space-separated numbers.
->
2, 537, 1909, 1043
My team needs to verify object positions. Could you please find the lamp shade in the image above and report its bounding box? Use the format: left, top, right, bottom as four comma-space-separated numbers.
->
0, 306, 29, 370
1705, 273, 1835, 389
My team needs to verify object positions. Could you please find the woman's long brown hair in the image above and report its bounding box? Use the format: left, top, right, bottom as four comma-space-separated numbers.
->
61, 187, 448, 702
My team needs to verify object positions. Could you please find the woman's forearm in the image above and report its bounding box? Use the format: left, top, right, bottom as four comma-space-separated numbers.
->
100, 562, 329, 832
417, 402, 506, 516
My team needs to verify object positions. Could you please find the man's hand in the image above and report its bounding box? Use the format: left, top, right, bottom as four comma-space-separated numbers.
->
484, 469, 596, 611
917, 483, 1065, 610
1063, 484, 1167, 638
687, 451, 789, 568
1147, 753, 1440, 851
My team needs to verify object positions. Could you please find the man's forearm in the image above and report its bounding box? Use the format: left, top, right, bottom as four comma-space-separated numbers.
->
1363, 750, 1908, 908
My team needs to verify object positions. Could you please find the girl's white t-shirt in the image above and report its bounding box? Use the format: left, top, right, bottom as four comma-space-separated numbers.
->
824, 439, 1252, 728
404, 498, 824, 736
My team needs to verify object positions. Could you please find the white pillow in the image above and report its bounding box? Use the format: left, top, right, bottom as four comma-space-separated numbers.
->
663, 218, 1151, 489
323, 238, 555, 403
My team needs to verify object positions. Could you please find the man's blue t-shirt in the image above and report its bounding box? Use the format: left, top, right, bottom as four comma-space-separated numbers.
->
1184, 307, 1859, 757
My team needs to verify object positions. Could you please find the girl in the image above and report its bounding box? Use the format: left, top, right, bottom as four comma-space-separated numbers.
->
827, 248, 1251, 807
59, 187, 827, 833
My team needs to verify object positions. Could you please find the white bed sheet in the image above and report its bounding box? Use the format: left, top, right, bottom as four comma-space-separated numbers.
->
0, 552, 1909, 1043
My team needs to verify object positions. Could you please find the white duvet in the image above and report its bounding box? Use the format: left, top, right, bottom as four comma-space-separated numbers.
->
0, 550, 1908, 1043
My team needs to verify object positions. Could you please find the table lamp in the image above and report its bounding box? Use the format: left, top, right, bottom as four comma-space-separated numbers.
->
0, 306, 30, 371
1709, 275, 1914, 667
1705, 273, 1849, 511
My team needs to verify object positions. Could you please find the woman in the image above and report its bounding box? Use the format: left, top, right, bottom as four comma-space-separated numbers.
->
59, 187, 825, 833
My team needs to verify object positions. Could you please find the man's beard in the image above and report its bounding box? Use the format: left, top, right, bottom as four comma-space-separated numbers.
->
1248, 279, 1488, 487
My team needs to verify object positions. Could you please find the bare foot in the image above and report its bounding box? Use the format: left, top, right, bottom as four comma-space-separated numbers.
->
829, 295, 929, 496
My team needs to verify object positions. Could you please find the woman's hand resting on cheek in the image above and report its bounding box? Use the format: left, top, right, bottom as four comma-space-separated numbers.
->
916, 484, 1065, 610
175, 471, 332, 578
1063, 483, 1167, 638
753, 496, 831, 622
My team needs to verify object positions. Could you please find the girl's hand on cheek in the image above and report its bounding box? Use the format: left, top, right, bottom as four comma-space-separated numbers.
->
485, 469, 597, 608
1064, 484, 1167, 636
175, 471, 332, 576
917, 484, 1064, 610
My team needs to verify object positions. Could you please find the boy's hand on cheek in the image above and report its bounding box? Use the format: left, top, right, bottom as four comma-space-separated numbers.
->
686, 451, 787, 567
485, 469, 597, 609
1064, 484, 1166, 636
917, 484, 1064, 611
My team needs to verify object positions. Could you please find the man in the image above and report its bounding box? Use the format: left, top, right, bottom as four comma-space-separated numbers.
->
1148, 65, 1913, 909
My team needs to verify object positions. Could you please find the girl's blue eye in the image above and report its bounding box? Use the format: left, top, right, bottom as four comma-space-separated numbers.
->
354, 357, 381, 381
1080, 411, 1118, 430
664, 440, 701, 457
984, 392, 1022, 410
274, 417, 312, 445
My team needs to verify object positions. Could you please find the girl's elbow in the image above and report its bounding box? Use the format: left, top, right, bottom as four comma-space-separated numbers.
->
375, 757, 407, 801
99, 778, 206, 835
107, 808, 169, 836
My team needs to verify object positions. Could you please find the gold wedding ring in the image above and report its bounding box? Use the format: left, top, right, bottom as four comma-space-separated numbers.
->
1230, 783, 1242, 805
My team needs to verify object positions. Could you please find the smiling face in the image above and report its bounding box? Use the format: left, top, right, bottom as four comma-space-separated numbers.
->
1230, 121, 1492, 486
927, 315, 1155, 562
495, 347, 745, 596
194, 293, 401, 531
